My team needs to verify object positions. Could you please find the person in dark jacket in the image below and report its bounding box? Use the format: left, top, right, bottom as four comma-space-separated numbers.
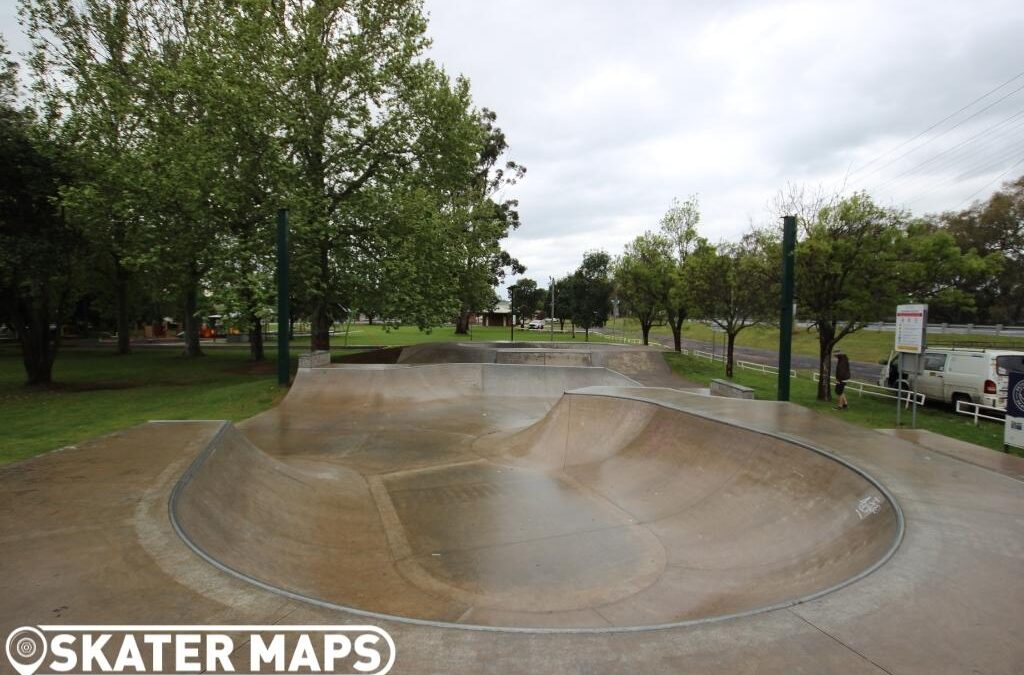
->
835, 352, 851, 410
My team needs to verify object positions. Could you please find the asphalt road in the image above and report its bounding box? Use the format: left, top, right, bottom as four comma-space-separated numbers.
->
596, 327, 882, 383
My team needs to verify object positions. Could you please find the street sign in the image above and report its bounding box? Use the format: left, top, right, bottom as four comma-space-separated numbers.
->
1005, 371, 1024, 451
895, 304, 927, 354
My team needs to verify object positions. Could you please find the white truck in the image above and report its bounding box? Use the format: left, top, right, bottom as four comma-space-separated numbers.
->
879, 347, 1024, 409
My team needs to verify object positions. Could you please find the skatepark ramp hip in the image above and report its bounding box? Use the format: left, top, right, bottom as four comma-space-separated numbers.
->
169, 360, 901, 631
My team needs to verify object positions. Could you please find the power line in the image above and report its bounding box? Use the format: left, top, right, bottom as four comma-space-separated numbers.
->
855, 80, 1024, 185
848, 69, 1024, 178
874, 125, 1024, 201
868, 107, 1024, 193
903, 139, 1024, 207
956, 156, 1024, 208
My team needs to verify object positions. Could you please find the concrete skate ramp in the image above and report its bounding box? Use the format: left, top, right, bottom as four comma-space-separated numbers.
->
171, 364, 900, 630
397, 341, 674, 382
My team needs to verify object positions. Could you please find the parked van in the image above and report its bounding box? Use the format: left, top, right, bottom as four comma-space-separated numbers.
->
879, 347, 1024, 409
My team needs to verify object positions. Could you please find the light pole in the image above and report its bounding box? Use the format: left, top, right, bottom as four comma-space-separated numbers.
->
509, 284, 515, 343
777, 215, 796, 401
612, 298, 620, 340
550, 276, 556, 342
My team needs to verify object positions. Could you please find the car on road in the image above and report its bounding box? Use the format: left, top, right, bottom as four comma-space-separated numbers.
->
527, 320, 546, 330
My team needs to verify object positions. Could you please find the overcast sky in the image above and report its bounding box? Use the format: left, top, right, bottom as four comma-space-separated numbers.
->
424, 0, 1024, 287
3, 1, 1023, 290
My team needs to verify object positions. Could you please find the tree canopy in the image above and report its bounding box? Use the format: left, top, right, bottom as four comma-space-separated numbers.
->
5, 0, 526, 383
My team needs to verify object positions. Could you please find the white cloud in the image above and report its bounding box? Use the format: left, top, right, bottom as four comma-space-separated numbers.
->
424, 0, 1024, 288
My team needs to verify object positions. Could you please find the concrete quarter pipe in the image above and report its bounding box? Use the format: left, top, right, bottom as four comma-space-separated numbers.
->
169, 346, 902, 631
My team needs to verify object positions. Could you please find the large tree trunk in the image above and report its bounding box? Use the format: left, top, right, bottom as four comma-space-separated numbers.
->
113, 262, 131, 355
817, 323, 835, 401
641, 321, 652, 346
668, 308, 685, 352
454, 308, 471, 335
311, 301, 331, 351
249, 315, 265, 361
183, 281, 204, 358
585, 326, 590, 342
726, 332, 736, 377
13, 286, 59, 386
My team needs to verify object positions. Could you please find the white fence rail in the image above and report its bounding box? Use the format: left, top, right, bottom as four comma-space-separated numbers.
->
692, 349, 726, 363
812, 373, 926, 406
852, 321, 1024, 337
691, 351, 797, 377
592, 331, 647, 346
955, 399, 1005, 425
736, 359, 797, 377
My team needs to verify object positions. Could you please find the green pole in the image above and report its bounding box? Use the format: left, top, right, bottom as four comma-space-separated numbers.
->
777, 215, 796, 401
277, 208, 290, 386
510, 286, 515, 343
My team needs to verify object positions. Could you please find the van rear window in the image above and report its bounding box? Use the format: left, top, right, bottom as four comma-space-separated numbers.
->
996, 355, 1024, 375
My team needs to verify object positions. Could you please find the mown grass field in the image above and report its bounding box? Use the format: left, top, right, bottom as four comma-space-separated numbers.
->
2, 322, 1010, 465
606, 318, 1024, 364
307, 323, 615, 346
0, 347, 292, 464
0, 325, 613, 464
663, 352, 1009, 453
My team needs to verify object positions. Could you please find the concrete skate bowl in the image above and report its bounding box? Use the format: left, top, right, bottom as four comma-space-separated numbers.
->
396, 341, 674, 381
170, 364, 902, 632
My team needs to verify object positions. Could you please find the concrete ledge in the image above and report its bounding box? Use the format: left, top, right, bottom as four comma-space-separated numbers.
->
710, 378, 755, 399
298, 350, 331, 369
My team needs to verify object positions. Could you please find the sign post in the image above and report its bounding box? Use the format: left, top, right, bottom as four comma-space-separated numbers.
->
894, 304, 927, 427
1005, 371, 1024, 452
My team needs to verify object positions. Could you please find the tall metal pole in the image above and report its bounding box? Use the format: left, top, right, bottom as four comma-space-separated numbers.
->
777, 215, 797, 401
510, 286, 515, 343
276, 208, 290, 387
550, 277, 555, 342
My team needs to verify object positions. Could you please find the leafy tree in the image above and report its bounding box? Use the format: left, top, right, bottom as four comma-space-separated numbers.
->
273, 0, 445, 349
451, 107, 525, 334
0, 41, 81, 384
614, 233, 672, 345
939, 176, 1024, 323
660, 195, 702, 351
22, 0, 156, 355
896, 218, 999, 323
781, 191, 904, 400
568, 250, 613, 341
547, 274, 574, 331
509, 277, 543, 325
684, 236, 776, 376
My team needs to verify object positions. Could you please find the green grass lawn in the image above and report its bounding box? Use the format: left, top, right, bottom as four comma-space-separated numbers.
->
3, 327, 1008, 466
0, 326, 611, 465
308, 323, 615, 346
605, 318, 1024, 365
663, 352, 1009, 453
0, 347, 294, 465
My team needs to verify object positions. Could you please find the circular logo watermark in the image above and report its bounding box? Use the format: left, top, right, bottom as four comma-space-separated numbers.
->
5, 626, 47, 675
1012, 379, 1024, 413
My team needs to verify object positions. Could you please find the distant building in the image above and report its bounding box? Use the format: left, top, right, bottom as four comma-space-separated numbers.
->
476, 301, 514, 328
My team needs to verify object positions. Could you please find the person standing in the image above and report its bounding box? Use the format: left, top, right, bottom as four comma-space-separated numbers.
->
834, 351, 851, 410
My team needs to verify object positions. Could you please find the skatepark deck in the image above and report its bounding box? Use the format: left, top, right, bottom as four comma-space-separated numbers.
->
1, 343, 1021, 673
